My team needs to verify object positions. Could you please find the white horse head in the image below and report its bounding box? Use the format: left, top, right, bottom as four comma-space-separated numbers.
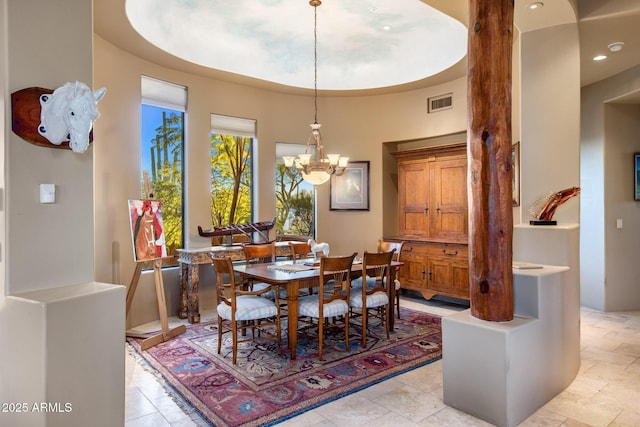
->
38, 81, 107, 153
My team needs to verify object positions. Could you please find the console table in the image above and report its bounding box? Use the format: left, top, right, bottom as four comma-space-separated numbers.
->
176, 241, 297, 323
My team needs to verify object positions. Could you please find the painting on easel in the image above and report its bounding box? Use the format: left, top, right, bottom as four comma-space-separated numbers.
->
126, 198, 185, 350
128, 199, 167, 262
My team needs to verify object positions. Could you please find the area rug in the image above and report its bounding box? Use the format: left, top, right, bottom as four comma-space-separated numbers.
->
127, 308, 442, 427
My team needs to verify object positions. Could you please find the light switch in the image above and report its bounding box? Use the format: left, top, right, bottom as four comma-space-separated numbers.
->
616, 218, 623, 229
40, 184, 55, 204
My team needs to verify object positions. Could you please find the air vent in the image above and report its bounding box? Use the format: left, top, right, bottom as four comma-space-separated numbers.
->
428, 93, 453, 113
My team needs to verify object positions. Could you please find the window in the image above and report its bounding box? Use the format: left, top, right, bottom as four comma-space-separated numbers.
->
140, 76, 186, 257
275, 143, 316, 239
210, 114, 256, 243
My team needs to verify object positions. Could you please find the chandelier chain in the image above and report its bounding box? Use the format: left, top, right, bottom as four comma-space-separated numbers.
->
281, 0, 347, 186
313, 3, 318, 124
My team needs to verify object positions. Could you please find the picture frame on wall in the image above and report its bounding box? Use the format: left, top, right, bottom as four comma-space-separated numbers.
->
330, 160, 370, 211
512, 142, 520, 207
635, 153, 640, 201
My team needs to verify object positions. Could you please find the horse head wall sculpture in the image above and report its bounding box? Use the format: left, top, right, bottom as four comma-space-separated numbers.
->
38, 81, 107, 153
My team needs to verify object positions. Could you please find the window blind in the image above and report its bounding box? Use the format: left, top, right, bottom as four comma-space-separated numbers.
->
211, 114, 256, 138
141, 75, 187, 112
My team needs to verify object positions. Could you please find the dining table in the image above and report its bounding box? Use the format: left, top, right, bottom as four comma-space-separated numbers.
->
233, 259, 403, 360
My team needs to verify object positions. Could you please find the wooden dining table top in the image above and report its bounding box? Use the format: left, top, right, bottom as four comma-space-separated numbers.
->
233, 259, 403, 283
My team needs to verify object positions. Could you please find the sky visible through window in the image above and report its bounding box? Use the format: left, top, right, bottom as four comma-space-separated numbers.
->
141, 104, 168, 183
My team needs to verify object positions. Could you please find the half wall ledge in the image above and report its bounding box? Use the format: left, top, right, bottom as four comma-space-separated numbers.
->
442, 265, 580, 427
4, 282, 126, 427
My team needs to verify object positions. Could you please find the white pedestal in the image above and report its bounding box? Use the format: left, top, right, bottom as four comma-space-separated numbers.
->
443, 266, 580, 427
2, 282, 126, 427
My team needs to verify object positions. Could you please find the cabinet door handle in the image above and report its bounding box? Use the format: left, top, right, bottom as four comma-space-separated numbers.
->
436, 202, 440, 213
428, 267, 432, 280
442, 249, 458, 257
425, 203, 429, 213
422, 267, 426, 280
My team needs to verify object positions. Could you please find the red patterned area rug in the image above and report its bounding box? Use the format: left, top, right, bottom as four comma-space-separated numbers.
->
127, 308, 441, 427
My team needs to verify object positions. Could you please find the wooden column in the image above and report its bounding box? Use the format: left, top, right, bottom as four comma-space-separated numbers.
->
467, 0, 514, 321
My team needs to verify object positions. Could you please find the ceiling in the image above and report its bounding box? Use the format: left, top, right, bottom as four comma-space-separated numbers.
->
94, 0, 640, 98
124, 0, 468, 92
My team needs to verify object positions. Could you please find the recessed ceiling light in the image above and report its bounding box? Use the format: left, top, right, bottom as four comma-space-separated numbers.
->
608, 42, 624, 52
593, 55, 607, 61
383, 25, 392, 31
529, 2, 544, 10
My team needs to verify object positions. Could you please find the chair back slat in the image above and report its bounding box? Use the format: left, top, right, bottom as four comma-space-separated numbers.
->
377, 239, 405, 262
362, 250, 395, 295
319, 253, 357, 303
289, 242, 313, 259
243, 242, 276, 264
211, 256, 236, 307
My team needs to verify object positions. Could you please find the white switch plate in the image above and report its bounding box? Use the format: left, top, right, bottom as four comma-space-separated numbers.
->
40, 184, 55, 203
616, 218, 623, 229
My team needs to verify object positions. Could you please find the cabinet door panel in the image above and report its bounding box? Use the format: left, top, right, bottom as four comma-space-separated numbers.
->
451, 261, 470, 298
401, 256, 428, 290
427, 256, 469, 298
430, 158, 468, 240
398, 161, 429, 237
427, 258, 453, 293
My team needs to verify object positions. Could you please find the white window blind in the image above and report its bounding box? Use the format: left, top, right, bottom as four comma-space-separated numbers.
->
211, 114, 256, 138
141, 75, 187, 112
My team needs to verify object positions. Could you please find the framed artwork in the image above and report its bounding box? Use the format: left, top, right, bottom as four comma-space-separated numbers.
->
330, 160, 370, 211
512, 142, 520, 207
128, 199, 167, 262
635, 153, 640, 201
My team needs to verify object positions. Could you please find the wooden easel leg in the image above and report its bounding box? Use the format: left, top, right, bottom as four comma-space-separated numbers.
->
125, 262, 144, 316
140, 259, 186, 350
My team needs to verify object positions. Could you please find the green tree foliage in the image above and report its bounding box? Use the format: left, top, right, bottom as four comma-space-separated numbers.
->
145, 111, 183, 256
210, 134, 252, 227
275, 164, 314, 237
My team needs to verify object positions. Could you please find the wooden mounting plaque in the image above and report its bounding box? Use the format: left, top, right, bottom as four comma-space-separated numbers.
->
11, 87, 93, 150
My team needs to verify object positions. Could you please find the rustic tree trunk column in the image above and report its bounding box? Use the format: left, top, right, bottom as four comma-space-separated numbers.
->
467, 0, 514, 321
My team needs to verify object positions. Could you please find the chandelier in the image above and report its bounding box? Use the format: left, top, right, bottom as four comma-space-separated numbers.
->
282, 0, 348, 186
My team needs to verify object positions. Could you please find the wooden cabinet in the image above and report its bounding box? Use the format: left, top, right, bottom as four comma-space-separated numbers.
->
397, 143, 468, 243
395, 241, 469, 300
391, 143, 469, 301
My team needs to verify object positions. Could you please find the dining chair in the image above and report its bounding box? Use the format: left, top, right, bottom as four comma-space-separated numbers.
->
289, 241, 315, 295
350, 250, 395, 347
211, 256, 281, 364
243, 241, 288, 301
377, 239, 405, 319
288, 241, 313, 260
298, 252, 357, 361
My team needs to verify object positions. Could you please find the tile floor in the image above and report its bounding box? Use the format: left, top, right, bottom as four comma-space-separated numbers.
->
125, 295, 640, 426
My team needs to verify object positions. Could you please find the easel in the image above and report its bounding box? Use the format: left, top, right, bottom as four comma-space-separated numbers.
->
125, 257, 186, 350
125, 174, 186, 350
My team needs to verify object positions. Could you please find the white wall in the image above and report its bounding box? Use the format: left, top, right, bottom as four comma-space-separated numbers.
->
604, 103, 640, 311
581, 65, 640, 311
519, 24, 581, 226
4, 0, 95, 293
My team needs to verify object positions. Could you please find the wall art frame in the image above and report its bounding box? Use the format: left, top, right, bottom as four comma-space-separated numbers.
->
330, 160, 370, 211
512, 141, 520, 207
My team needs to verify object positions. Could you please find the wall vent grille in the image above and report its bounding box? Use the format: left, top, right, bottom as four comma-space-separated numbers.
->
428, 93, 453, 113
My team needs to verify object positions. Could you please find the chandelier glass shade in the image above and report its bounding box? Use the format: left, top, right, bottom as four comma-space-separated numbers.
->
282, 0, 347, 186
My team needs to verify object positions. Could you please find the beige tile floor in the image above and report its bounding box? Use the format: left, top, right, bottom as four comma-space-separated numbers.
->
125, 295, 640, 427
